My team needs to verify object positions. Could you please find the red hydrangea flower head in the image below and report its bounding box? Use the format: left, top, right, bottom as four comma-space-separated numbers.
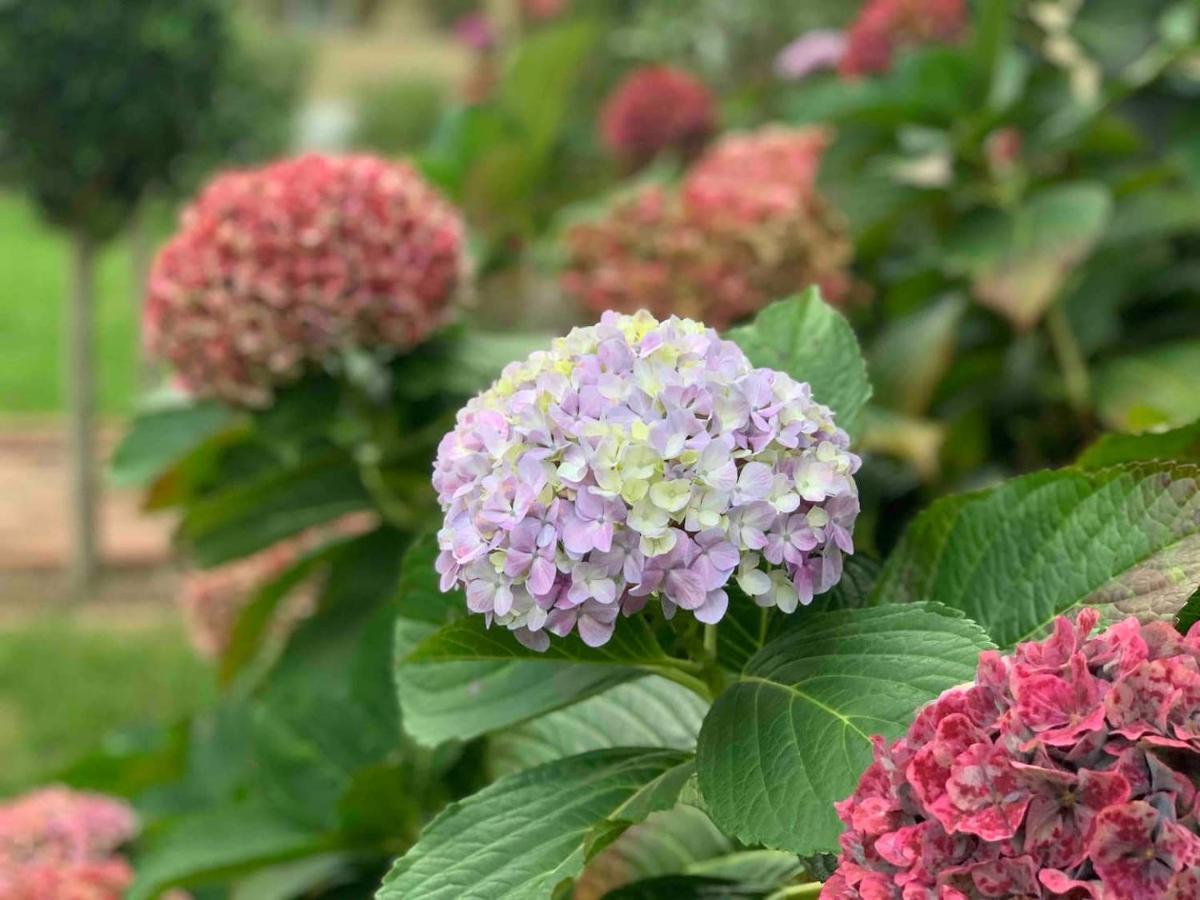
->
682, 127, 832, 226
145, 154, 465, 408
564, 127, 854, 329
0, 787, 139, 899
599, 66, 717, 168
840, 0, 968, 78
824, 612, 1200, 899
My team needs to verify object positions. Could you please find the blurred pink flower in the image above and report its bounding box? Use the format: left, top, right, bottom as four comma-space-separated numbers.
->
564, 127, 856, 329
453, 13, 496, 53
840, 0, 968, 78
599, 66, 717, 169
145, 154, 465, 408
775, 30, 847, 80
0, 787, 139, 900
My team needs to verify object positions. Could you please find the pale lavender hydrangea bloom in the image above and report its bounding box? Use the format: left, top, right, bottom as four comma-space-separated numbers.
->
774, 29, 847, 80
433, 311, 860, 650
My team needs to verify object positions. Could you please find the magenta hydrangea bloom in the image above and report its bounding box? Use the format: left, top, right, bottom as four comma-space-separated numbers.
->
825, 611, 1200, 899
433, 311, 860, 650
145, 154, 465, 408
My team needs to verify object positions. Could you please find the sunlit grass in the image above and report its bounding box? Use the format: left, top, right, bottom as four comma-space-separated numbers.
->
0, 612, 212, 796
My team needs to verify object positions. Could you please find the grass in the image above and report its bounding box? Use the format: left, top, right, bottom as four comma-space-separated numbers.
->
0, 612, 213, 796
0, 193, 143, 415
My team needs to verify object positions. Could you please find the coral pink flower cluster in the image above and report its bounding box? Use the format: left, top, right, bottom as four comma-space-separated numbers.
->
840, 0, 967, 78
0, 787, 138, 899
563, 127, 854, 330
825, 611, 1200, 899
180, 514, 376, 659
599, 66, 717, 168
145, 154, 464, 408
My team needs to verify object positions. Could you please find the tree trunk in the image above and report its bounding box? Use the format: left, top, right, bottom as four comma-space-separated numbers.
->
128, 202, 154, 387
66, 228, 99, 599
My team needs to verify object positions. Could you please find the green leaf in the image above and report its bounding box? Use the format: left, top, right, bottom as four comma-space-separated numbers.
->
869, 294, 964, 415
696, 604, 993, 855
488, 677, 708, 778
404, 613, 669, 668
726, 289, 872, 436
1178, 592, 1200, 634
716, 556, 881, 673
180, 451, 370, 567
1094, 342, 1200, 433
376, 748, 692, 900
946, 182, 1112, 330
110, 400, 236, 487
1078, 421, 1200, 468
229, 855, 350, 900
127, 800, 332, 900
578, 806, 732, 899
218, 537, 348, 686
394, 615, 666, 747
497, 20, 597, 159
873, 464, 1200, 647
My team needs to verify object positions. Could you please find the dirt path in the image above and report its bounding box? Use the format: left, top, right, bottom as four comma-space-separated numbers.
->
0, 419, 177, 609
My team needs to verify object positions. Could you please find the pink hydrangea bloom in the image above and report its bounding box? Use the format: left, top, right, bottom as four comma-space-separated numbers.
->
433, 311, 860, 650
0, 787, 139, 899
599, 66, 716, 168
839, 0, 968, 78
775, 30, 848, 80
825, 612, 1200, 899
564, 128, 855, 329
145, 154, 465, 408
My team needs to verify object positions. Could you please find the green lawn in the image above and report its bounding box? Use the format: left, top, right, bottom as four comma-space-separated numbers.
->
0, 193, 146, 415
0, 614, 213, 796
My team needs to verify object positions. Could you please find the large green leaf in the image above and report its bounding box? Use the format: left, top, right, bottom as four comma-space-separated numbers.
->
376, 748, 693, 900
1078, 421, 1200, 468
946, 182, 1112, 330
1093, 342, 1200, 433
873, 464, 1200, 647
696, 604, 992, 855
488, 677, 708, 779
577, 806, 731, 899
110, 399, 236, 487
180, 451, 370, 567
726, 289, 872, 437
868, 294, 965, 415
394, 616, 669, 747
128, 800, 332, 900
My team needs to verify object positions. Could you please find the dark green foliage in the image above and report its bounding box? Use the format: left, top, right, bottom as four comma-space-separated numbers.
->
0, 0, 230, 240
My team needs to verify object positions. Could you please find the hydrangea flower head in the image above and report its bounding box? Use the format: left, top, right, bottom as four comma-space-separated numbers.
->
840, 0, 967, 78
564, 128, 855, 329
775, 30, 848, 81
825, 612, 1200, 899
0, 787, 139, 899
145, 154, 465, 408
433, 311, 860, 650
599, 66, 716, 168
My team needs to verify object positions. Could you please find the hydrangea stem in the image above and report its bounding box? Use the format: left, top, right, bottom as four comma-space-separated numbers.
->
768, 883, 823, 899
651, 660, 716, 702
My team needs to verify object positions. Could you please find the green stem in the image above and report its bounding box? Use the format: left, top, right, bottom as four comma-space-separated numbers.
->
356, 447, 416, 528
768, 883, 823, 899
650, 661, 715, 702
703, 623, 718, 659
1045, 303, 1090, 414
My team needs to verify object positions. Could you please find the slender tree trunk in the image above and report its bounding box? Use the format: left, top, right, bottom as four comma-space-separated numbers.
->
66, 228, 99, 599
128, 202, 154, 387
